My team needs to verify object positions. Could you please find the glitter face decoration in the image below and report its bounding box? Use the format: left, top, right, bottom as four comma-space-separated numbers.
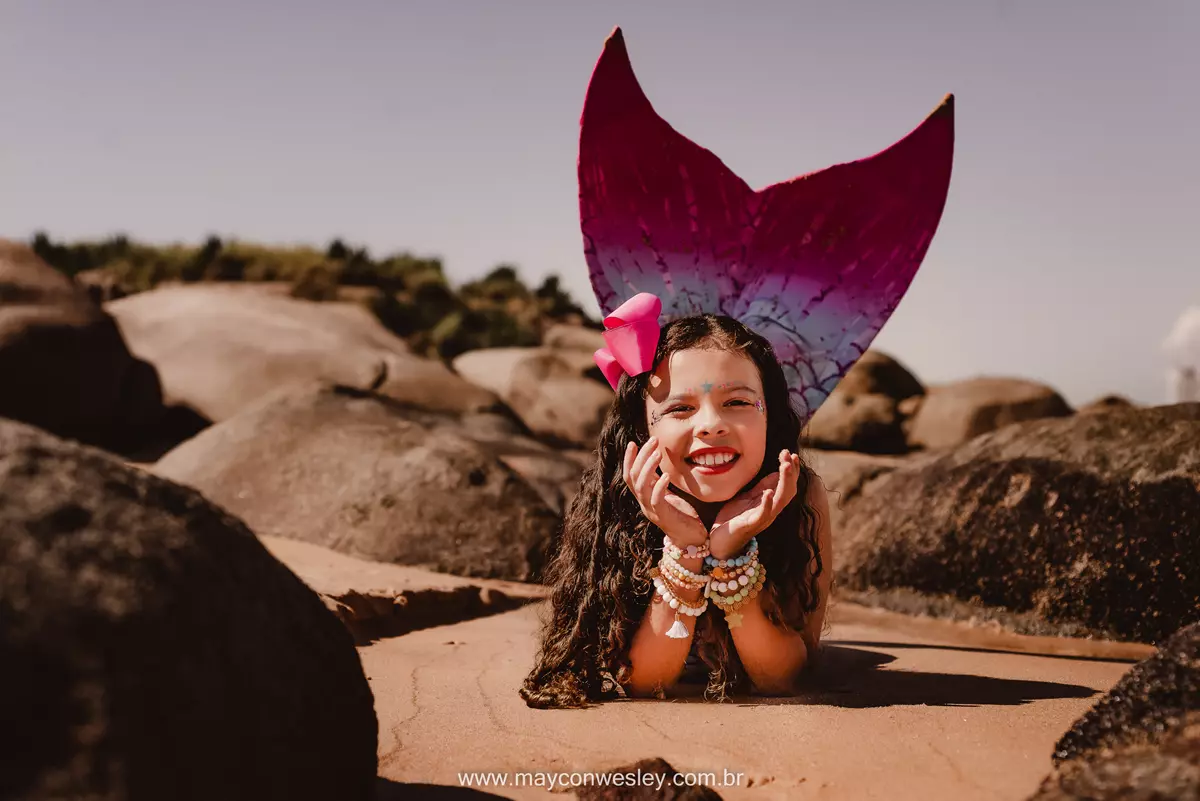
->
648, 380, 756, 428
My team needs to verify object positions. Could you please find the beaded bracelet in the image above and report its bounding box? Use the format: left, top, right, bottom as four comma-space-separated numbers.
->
703, 537, 757, 570
705, 563, 767, 628
663, 535, 710, 561
651, 571, 708, 639
659, 553, 708, 584
654, 564, 706, 595
708, 563, 759, 595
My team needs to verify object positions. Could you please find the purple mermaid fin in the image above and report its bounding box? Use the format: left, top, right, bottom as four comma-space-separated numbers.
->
579, 27, 955, 422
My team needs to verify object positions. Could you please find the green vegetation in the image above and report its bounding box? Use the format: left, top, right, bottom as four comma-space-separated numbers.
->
30, 231, 594, 361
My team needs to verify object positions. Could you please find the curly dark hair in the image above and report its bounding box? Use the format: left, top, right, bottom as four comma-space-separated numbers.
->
519, 314, 825, 708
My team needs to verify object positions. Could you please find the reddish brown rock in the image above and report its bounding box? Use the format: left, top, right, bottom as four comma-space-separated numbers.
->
0, 418, 377, 801
1029, 623, 1200, 800
108, 282, 502, 422
838, 403, 1200, 642
153, 384, 561, 581
0, 240, 166, 453
805, 351, 923, 454
453, 346, 611, 447
906, 377, 1073, 450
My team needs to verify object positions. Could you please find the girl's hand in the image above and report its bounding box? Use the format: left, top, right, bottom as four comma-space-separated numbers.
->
623, 437, 709, 547
709, 450, 801, 560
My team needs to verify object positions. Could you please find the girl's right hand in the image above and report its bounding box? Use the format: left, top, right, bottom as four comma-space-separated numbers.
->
623, 437, 709, 547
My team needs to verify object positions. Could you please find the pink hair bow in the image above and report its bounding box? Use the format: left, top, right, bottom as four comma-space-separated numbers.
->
593, 292, 662, 391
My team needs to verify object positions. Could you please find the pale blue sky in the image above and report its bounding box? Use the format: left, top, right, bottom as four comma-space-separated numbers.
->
2, 1, 1197, 406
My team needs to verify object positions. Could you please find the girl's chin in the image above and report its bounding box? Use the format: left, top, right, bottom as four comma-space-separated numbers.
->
674, 477, 742, 504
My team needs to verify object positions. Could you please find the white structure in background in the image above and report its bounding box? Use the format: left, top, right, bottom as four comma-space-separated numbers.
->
1163, 306, 1200, 403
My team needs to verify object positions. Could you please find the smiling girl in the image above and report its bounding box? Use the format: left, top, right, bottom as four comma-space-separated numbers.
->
518, 28, 953, 708
520, 312, 832, 706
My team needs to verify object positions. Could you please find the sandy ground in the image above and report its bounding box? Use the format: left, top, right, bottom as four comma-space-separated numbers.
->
361, 600, 1152, 801
259, 536, 1153, 800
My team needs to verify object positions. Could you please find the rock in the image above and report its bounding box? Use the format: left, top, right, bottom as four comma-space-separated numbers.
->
543, 322, 606, 353
0, 239, 166, 453
454, 409, 589, 516
74, 266, 131, 303
0, 418, 377, 801
107, 283, 502, 422
1052, 622, 1200, 763
1028, 623, 1200, 800
906, 377, 1074, 450
837, 403, 1200, 642
1027, 722, 1200, 801
153, 384, 561, 581
453, 347, 611, 446
1078, 394, 1136, 415
831, 350, 925, 402
804, 449, 918, 533
260, 536, 548, 645
805, 352, 924, 454
805, 392, 907, 454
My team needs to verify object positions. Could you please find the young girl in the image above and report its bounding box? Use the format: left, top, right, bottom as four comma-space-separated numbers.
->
519, 28, 953, 707
520, 312, 833, 706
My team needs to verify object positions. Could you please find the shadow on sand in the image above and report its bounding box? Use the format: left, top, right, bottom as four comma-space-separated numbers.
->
662, 643, 1101, 708
761, 643, 1099, 708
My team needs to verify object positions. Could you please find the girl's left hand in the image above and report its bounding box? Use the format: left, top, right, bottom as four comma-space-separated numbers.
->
709, 450, 801, 560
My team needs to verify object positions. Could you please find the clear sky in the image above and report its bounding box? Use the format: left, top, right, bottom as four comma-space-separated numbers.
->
3, 1, 1197, 407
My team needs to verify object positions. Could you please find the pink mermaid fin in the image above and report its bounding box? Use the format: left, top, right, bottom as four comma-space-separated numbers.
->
579, 27, 955, 422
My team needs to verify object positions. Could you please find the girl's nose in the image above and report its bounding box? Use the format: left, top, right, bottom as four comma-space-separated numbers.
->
695, 405, 729, 436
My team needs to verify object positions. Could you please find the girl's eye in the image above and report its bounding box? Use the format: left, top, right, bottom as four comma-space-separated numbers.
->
663, 400, 752, 415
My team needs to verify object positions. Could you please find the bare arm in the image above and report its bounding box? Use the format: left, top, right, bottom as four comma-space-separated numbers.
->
625, 553, 705, 696
724, 473, 834, 693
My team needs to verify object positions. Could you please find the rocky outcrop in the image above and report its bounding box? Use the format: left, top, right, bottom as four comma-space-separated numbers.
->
805, 351, 923, 454
107, 282, 502, 422
261, 536, 548, 645
1077, 394, 1136, 415
905, 377, 1073, 450
837, 403, 1200, 642
0, 418, 378, 801
453, 346, 612, 447
1028, 623, 1200, 800
0, 239, 166, 453
153, 384, 562, 581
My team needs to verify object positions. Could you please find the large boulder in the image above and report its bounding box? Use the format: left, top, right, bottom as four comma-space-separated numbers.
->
905, 377, 1074, 450
837, 403, 1200, 642
107, 283, 502, 422
804, 449, 918, 533
0, 418, 378, 801
153, 384, 561, 581
805, 351, 923, 454
453, 347, 612, 447
1028, 623, 1200, 800
0, 240, 166, 453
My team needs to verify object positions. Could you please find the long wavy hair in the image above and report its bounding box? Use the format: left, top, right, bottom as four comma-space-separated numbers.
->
520, 314, 825, 708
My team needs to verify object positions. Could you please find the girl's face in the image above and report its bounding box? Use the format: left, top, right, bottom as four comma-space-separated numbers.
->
644, 346, 768, 504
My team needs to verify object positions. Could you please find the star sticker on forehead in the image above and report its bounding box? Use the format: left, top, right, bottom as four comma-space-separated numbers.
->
701, 381, 713, 394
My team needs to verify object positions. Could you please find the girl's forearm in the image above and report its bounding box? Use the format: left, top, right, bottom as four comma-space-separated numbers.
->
723, 590, 808, 694
625, 554, 705, 695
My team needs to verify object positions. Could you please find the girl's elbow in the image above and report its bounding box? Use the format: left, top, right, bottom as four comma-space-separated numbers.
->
750, 642, 809, 695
